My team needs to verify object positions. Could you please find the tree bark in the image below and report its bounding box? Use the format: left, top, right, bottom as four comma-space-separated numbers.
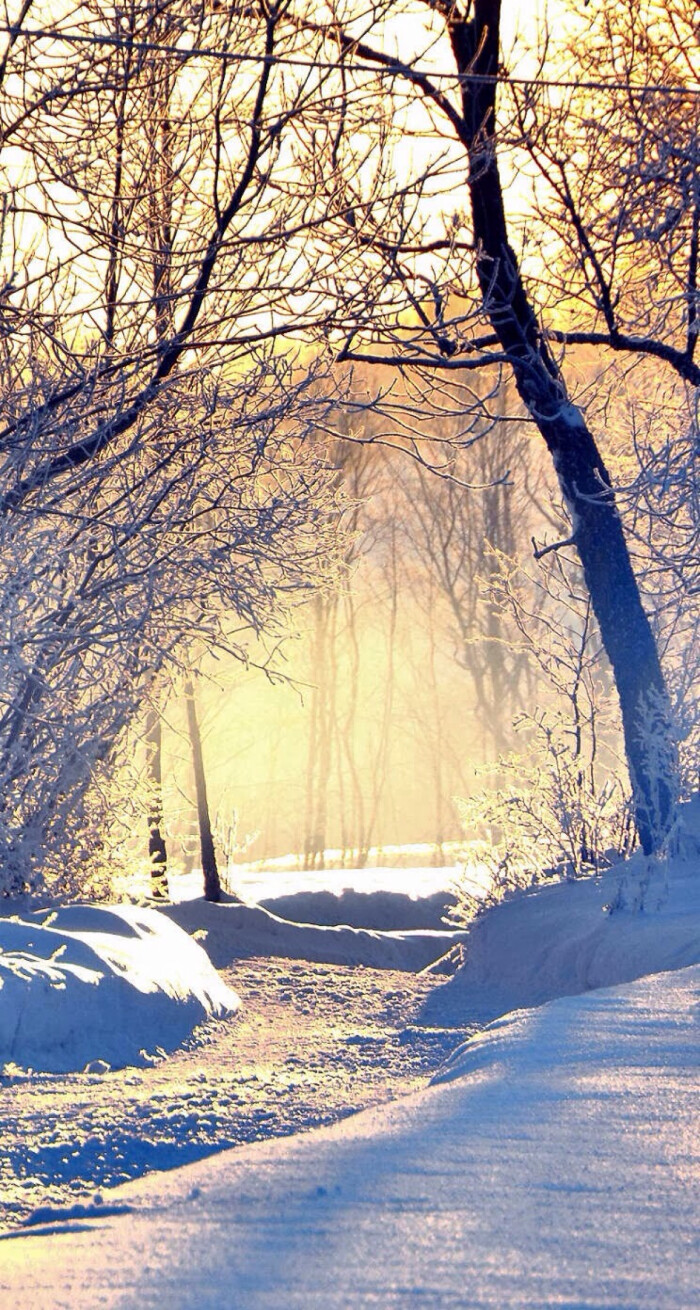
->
145, 710, 168, 899
443, 0, 677, 852
185, 678, 221, 903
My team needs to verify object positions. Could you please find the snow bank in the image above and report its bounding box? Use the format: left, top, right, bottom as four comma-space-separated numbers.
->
424, 845, 700, 1027
0, 905, 239, 1073
164, 897, 466, 971
258, 888, 457, 930
5, 963, 700, 1308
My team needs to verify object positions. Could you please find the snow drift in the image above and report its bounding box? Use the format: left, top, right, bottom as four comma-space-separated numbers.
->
164, 896, 466, 971
257, 888, 457, 930
0, 904, 239, 1073
423, 846, 700, 1028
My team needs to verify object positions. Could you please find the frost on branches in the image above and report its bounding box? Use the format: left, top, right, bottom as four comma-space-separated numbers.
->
0, 2, 349, 894
0, 366, 338, 896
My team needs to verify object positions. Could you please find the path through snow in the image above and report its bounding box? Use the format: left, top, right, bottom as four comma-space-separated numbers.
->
0, 952, 473, 1232
3, 963, 699, 1308
4, 840, 700, 1305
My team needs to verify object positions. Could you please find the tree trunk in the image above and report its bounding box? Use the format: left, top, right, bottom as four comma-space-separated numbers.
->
185, 678, 221, 903
445, 0, 677, 852
145, 710, 168, 899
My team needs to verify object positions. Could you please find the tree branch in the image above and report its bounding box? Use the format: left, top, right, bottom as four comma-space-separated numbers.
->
0, 6, 281, 514
546, 327, 700, 386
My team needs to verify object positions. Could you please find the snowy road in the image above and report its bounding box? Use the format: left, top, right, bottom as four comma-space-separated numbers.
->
3, 963, 699, 1309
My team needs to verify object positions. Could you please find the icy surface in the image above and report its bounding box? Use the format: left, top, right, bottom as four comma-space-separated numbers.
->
0, 904, 239, 1073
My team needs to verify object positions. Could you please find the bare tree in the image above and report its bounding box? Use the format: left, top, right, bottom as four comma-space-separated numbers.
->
6, 0, 694, 886
298, 0, 683, 853
302, 434, 397, 867
0, 1, 348, 892
145, 710, 169, 899
394, 400, 538, 760
454, 545, 636, 920
185, 677, 222, 903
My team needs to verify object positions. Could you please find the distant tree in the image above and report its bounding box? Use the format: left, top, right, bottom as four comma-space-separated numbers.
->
145, 712, 169, 900
185, 678, 222, 903
394, 401, 538, 761
303, 435, 396, 868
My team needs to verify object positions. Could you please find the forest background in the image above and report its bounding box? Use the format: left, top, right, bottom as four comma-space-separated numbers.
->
0, 0, 697, 899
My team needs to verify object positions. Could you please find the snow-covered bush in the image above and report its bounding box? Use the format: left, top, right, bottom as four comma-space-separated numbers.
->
0, 371, 340, 898
451, 720, 635, 923
451, 549, 635, 923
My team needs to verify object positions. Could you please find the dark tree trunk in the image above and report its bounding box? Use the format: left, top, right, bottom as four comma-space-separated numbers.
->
444, 0, 677, 852
145, 710, 168, 899
185, 678, 221, 903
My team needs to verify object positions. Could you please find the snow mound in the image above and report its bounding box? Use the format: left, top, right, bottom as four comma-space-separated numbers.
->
432, 958, 700, 1086
423, 847, 700, 1027
0, 904, 239, 1073
164, 898, 466, 971
258, 888, 456, 930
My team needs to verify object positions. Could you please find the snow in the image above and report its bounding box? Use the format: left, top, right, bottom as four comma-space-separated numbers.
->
164, 895, 466, 971
2, 822, 700, 1305
171, 858, 457, 905
0, 904, 239, 1073
257, 888, 457, 930
2, 962, 698, 1307
422, 849, 700, 1028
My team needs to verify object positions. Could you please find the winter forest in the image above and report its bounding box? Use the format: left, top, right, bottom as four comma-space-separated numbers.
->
2, 2, 700, 1305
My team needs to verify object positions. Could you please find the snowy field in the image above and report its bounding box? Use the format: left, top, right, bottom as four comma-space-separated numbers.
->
170, 848, 463, 905
2, 816, 700, 1306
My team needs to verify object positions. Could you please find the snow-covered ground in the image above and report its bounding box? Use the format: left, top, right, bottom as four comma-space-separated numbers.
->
171, 855, 461, 905
422, 844, 700, 1025
2, 821, 700, 1306
163, 894, 466, 971
3, 961, 698, 1309
0, 888, 471, 1234
0, 904, 238, 1073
